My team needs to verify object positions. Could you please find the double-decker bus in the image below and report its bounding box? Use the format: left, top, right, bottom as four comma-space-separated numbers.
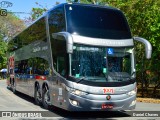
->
7, 3, 152, 111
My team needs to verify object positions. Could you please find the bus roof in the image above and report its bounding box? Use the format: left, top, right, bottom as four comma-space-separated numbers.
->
11, 3, 123, 41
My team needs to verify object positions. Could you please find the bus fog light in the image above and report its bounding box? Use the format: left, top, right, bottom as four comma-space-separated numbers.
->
70, 99, 79, 106
72, 100, 78, 106
130, 100, 136, 106
127, 89, 136, 96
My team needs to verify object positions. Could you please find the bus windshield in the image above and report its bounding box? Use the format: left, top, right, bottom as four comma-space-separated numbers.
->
65, 4, 131, 39
71, 44, 134, 82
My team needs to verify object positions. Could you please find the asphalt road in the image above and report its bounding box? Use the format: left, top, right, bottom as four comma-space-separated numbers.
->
0, 79, 160, 120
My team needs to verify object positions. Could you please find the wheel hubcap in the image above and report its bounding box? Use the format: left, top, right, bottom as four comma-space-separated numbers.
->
36, 89, 41, 101
44, 90, 50, 104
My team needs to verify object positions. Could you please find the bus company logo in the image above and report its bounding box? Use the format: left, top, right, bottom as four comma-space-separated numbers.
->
0, 9, 7, 16
103, 88, 114, 94
106, 95, 111, 100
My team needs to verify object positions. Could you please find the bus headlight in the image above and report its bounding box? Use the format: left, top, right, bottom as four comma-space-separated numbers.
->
127, 89, 136, 96
65, 86, 88, 96
72, 89, 88, 96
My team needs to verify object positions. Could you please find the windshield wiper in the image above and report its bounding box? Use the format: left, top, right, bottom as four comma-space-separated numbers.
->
76, 77, 87, 83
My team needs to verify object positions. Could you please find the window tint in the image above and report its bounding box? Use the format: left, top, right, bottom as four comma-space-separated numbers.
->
65, 5, 131, 39
8, 17, 47, 52
8, 39, 16, 52
22, 17, 47, 45
51, 39, 68, 78
15, 58, 50, 76
48, 6, 67, 77
15, 60, 28, 74
48, 6, 66, 34
32, 58, 50, 75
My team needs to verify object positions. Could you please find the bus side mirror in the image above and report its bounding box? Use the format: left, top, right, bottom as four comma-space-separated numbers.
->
52, 32, 73, 54
133, 37, 152, 59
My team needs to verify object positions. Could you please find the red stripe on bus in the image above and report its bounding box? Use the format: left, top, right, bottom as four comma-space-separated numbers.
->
35, 75, 46, 80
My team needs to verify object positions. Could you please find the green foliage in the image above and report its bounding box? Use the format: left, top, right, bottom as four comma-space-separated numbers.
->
0, 13, 25, 69
31, 8, 47, 20
0, 36, 7, 68
30, 2, 60, 21
0, 13, 25, 41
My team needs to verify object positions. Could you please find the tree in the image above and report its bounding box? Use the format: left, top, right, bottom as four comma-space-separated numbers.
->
25, 1, 60, 25
0, 13, 25, 69
0, 37, 7, 68
0, 13, 25, 41
31, 8, 47, 20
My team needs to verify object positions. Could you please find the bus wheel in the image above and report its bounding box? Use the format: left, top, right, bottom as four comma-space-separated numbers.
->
12, 80, 17, 94
34, 85, 42, 105
42, 86, 50, 109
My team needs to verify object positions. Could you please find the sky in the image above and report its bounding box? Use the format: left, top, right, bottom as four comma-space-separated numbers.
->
0, 0, 66, 19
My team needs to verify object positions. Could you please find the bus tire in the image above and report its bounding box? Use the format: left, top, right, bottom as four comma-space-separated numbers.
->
42, 86, 50, 109
34, 85, 42, 105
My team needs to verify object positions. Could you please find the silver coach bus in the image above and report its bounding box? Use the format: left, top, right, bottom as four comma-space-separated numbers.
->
7, 3, 152, 111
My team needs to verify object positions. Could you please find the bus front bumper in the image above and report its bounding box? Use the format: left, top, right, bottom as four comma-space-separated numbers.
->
67, 93, 136, 111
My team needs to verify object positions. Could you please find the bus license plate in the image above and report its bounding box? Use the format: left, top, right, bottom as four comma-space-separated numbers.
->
101, 104, 113, 109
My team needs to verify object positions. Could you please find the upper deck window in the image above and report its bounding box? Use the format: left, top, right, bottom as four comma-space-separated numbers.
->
65, 4, 131, 39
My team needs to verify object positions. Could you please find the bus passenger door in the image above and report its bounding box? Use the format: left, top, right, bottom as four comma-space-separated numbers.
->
52, 55, 68, 108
